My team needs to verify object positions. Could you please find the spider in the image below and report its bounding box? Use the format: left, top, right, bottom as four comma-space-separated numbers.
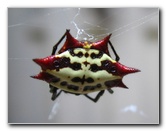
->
32, 30, 140, 102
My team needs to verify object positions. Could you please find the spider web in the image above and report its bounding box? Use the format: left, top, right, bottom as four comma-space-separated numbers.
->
8, 8, 158, 122
70, 8, 158, 41
8, 8, 158, 59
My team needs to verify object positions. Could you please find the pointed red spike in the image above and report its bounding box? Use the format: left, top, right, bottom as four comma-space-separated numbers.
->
33, 56, 56, 70
58, 31, 83, 53
115, 62, 140, 76
116, 79, 128, 89
30, 75, 37, 79
31, 72, 48, 81
105, 79, 128, 89
33, 58, 43, 66
92, 34, 112, 55
31, 72, 58, 83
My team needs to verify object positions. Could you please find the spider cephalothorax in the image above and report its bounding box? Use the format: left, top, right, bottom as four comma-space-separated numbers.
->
32, 29, 140, 102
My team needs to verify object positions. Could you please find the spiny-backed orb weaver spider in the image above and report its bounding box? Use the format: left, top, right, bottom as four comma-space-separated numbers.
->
31, 29, 140, 102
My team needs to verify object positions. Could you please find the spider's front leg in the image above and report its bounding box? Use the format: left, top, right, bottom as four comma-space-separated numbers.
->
108, 40, 120, 62
51, 29, 70, 55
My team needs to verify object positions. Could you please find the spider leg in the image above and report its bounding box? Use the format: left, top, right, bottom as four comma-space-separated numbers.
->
51, 29, 70, 55
107, 88, 114, 94
108, 41, 120, 62
84, 90, 105, 103
49, 84, 62, 101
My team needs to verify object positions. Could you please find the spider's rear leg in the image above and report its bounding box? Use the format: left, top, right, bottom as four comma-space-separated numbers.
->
84, 90, 105, 103
49, 84, 62, 101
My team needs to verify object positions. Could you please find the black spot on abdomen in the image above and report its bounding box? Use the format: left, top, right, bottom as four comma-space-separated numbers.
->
71, 76, 94, 84
90, 51, 103, 59
60, 81, 67, 86
90, 64, 100, 72
67, 85, 79, 91
86, 77, 94, 83
69, 49, 83, 58
83, 84, 102, 91
53, 57, 70, 71
71, 77, 82, 82
70, 62, 82, 71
